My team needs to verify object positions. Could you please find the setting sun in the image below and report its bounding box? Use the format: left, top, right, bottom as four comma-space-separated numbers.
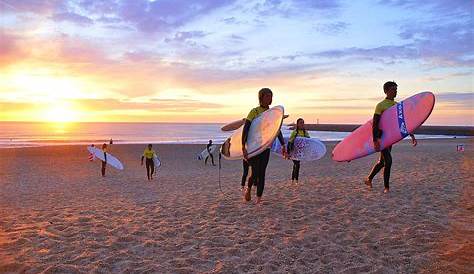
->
41, 103, 80, 122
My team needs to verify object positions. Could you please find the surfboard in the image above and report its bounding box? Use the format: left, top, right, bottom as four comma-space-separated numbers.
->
271, 137, 326, 161
221, 114, 289, 131
87, 146, 124, 170
221, 105, 284, 160
153, 155, 161, 167
332, 91, 435, 162
197, 145, 217, 160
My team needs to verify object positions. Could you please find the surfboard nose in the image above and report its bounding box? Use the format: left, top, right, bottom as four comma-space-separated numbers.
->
221, 138, 231, 157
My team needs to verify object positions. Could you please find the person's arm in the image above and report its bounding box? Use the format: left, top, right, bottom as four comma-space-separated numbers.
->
372, 114, 381, 151
104, 151, 107, 163
242, 120, 251, 160
277, 130, 287, 158
141, 155, 144, 165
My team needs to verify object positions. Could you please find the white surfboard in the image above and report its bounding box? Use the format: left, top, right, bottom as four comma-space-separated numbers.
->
221, 105, 284, 160
271, 137, 326, 161
221, 114, 290, 132
153, 155, 161, 167
197, 145, 217, 160
87, 146, 124, 170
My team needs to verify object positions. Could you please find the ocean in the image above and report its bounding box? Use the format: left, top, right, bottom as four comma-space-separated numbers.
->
0, 122, 458, 148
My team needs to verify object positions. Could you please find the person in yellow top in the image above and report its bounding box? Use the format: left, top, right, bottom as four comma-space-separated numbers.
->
288, 118, 310, 184
141, 144, 156, 181
242, 88, 287, 204
365, 81, 417, 193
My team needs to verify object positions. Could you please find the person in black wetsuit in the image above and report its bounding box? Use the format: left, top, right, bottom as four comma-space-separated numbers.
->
365, 81, 417, 193
101, 143, 107, 177
242, 88, 287, 204
204, 140, 216, 166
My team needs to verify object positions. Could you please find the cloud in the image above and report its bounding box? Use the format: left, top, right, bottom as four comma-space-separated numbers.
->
51, 12, 94, 26
0, 101, 39, 111
313, 21, 349, 35
0, 0, 65, 14
435, 92, 473, 110
0, 32, 26, 68
254, 0, 341, 17
113, 0, 238, 33
164, 31, 209, 43
380, 0, 471, 17
75, 98, 225, 112
315, 44, 419, 61
398, 22, 473, 67
122, 50, 160, 63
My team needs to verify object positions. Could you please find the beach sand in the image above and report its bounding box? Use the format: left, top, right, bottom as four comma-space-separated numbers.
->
0, 139, 472, 273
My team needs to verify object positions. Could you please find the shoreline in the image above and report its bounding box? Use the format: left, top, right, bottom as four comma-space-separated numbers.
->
0, 135, 470, 150
292, 124, 474, 136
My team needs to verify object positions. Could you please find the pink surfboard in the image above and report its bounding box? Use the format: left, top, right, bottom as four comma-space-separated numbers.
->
332, 92, 435, 162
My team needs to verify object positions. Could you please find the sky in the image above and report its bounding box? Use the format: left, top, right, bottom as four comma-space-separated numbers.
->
0, 0, 472, 125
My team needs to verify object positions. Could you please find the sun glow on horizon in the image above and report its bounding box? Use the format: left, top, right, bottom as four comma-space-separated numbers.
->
41, 103, 81, 123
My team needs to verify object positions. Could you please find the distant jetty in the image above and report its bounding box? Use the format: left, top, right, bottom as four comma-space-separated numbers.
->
287, 124, 474, 136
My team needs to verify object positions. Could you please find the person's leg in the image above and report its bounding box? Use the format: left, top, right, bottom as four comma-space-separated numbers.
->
365, 152, 385, 188
205, 155, 208, 165
242, 160, 249, 188
210, 154, 215, 166
150, 159, 155, 179
382, 147, 392, 191
245, 156, 259, 201
101, 161, 106, 177
294, 160, 300, 182
256, 149, 270, 200
145, 159, 151, 180
292, 160, 297, 181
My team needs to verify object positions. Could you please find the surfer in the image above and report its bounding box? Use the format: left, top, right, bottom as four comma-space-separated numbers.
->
288, 118, 310, 185
365, 81, 417, 193
205, 140, 216, 166
101, 143, 107, 177
242, 88, 287, 204
141, 144, 156, 181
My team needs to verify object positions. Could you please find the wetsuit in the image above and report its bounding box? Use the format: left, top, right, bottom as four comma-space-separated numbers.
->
101, 148, 107, 177
241, 160, 255, 188
288, 129, 310, 181
143, 148, 155, 180
368, 98, 396, 188
243, 106, 285, 197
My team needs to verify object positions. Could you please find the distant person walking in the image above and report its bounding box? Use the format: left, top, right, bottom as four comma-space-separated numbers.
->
205, 140, 216, 166
101, 143, 108, 177
288, 118, 310, 185
141, 144, 157, 181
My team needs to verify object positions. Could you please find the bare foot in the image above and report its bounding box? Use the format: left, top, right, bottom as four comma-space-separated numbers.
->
255, 197, 262, 204
383, 187, 389, 193
364, 177, 372, 189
